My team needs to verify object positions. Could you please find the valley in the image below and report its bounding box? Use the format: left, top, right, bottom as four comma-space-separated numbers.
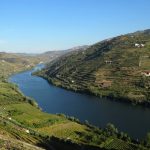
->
0, 45, 149, 149
1, 1, 150, 149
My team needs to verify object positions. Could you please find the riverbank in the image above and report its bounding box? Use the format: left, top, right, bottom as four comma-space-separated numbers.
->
17, 67, 150, 141
34, 72, 150, 109
0, 60, 101, 149
1, 77, 105, 149
6, 76, 148, 150
36, 29, 150, 110
6, 65, 150, 149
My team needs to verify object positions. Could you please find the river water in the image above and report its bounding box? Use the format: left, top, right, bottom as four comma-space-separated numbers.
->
9, 65, 150, 140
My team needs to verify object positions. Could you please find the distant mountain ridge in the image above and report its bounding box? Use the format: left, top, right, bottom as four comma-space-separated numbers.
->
37, 45, 89, 62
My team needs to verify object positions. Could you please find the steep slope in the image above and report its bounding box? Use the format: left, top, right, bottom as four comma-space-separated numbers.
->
38, 29, 150, 104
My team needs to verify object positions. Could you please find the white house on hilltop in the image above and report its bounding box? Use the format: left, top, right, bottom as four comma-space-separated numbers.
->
135, 43, 145, 48
135, 43, 140, 47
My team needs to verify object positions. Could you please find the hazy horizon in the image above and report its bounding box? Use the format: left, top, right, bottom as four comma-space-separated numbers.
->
0, 0, 150, 53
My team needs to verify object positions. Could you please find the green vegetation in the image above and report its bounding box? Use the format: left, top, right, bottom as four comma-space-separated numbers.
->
0, 52, 42, 79
37, 29, 150, 105
0, 40, 150, 149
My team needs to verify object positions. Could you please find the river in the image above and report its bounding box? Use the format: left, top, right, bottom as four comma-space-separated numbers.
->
9, 65, 150, 140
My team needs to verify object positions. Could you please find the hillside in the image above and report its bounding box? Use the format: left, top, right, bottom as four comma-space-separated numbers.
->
37, 29, 150, 105
0, 52, 41, 78
0, 49, 149, 149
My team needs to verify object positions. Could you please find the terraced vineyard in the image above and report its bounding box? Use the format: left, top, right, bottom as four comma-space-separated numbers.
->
0, 52, 40, 79
38, 29, 150, 105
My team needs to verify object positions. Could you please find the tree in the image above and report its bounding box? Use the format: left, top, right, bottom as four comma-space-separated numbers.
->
145, 132, 150, 147
106, 123, 118, 136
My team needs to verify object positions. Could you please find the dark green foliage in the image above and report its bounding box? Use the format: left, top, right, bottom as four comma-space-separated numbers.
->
105, 123, 119, 136
28, 98, 39, 108
145, 133, 150, 147
138, 77, 150, 89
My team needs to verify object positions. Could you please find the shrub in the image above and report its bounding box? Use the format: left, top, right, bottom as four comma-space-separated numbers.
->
28, 98, 38, 108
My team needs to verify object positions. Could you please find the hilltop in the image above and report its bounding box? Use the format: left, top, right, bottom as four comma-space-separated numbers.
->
37, 29, 150, 105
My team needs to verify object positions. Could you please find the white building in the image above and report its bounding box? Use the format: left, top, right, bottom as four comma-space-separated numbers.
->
141, 44, 145, 47
25, 130, 30, 134
141, 71, 150, 77
135, 43, 145, 48
135, 43, 140, 47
